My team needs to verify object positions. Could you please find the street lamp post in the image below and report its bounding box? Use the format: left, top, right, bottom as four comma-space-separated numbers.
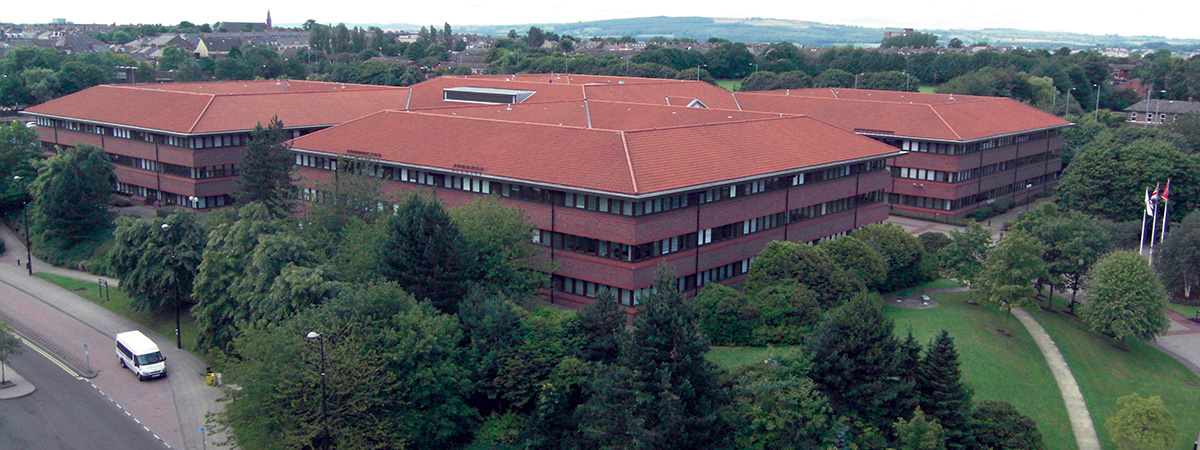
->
749, 62, 758, 75
854, 72, 862, 89
1093, 83, 1102, 121
696, 64, 706, 81
12, 176, 31, 276
160, 223, 182, 349
306, 331, 330, 448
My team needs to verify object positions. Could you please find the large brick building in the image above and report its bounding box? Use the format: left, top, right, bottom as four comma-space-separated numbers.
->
23, 80, 410, 208
21, 74, 1069, 304
289, 99, 901, 306
732, 89, 1072, 219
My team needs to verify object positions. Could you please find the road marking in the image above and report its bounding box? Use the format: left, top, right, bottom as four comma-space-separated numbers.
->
14, 335, 84, 380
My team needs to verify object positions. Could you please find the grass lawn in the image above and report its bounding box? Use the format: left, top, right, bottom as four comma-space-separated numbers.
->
704, 285, 1072, 449
884, 278, 965, 297
1167, 302, 1200, 319
38, 273, 201, 352
707, 345, 800, 369
1028, 295, 1200, 450
715, 79, 742, 91
917, 85, 936, 93
887, 291, 1074, 450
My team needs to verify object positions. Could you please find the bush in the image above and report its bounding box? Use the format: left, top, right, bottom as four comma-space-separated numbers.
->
992, 198, 1016, 212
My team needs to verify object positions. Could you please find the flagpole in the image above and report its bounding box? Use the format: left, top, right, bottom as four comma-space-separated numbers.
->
1159, 179, 1171, 243
1139, 187, 1149, 255
1149, 183, 1160, 264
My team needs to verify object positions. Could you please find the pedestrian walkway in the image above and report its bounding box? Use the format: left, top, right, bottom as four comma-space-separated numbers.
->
1012, 307, 1102, 450
0, 362, 35, 399
0, 221, 225, 449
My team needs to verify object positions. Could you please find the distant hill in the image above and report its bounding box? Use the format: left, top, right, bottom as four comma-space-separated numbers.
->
320, 16, 1200, 50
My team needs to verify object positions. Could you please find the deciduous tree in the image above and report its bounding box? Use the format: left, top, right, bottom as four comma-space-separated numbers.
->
853, 223, 932, 292
1156, 210, 1200, 301
28, 143, 115, 249
450, 196, 553, 301
819, 235, 887, 290
221, 283, 476, 450
744, 240, 857, 308
695, 283, 754, 346
1081, 250, 1170, 348
938, 221, 992, 286
972, 230, 1046, 331
1104, 394, 1176, 450
893, 408, 946, 450
109, 213, 205, 313
972, 400, 1045, 450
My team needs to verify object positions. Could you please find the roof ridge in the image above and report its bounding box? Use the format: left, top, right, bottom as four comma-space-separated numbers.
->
926, 104, 962, 140
187, 93, 218, 133
402, 108, 625, 133
619, 131, 638, 194
622, 115, 804, 134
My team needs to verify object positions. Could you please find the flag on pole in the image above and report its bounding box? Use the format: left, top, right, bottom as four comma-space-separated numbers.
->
1160, 178, 1172, 242
1145, 186, 1158, 216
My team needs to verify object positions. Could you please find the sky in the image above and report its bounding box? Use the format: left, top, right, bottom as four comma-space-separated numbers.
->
6, 1, 1200, 41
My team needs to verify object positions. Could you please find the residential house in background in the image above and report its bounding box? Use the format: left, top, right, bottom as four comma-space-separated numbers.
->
1125, 99, 1200, 128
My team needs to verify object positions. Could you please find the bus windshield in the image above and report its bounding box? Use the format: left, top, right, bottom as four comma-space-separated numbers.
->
136, 352, 164, 366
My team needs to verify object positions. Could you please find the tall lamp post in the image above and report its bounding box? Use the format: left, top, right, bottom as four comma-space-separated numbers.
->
695, 64, 706, 81
306, 331, 330, 448
12, 176, 31, 276
1093, 83, 1102, 121
160, 223, 182, 349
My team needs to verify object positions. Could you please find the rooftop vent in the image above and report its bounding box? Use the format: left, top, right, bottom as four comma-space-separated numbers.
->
443, 87, 535, 104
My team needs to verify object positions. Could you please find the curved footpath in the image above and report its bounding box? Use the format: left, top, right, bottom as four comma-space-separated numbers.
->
1011, 307, 1102, 450
0, 222, 227, 449
892, 285, 1102, 450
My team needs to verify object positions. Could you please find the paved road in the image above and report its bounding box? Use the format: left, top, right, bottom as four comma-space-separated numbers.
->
0, 222, 227, 449
0, 341, 168, 450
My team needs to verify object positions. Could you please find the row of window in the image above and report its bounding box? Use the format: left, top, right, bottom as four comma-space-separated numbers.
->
1128, 112, 1173, 123
111, 154, 238, 179
552, 257, 755, 306
889, 172, 1061, 212
893, 150, 1057, 183
534, 190, 884, 263
553, 275, 657, 306
888, 129, 1058, 156
114, 182, 232, 209
36, 117, 311, 149
298, 152, 887, 219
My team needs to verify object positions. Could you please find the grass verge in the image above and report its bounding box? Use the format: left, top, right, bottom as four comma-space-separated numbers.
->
704, 286, 1071, 449
1029, 294, 1200, 450
887, 291, 1073, 449
38, 273, 200, 352
715, 79, 742, 91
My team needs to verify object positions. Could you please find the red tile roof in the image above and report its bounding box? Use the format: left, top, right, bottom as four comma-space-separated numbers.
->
406, 75, 740, 110
733, 88, 1070, 141
24, 81, 411, 134
415, 100, 783, 130
289, 108, 902, 196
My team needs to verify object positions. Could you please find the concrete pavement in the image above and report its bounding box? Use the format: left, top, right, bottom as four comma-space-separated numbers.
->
0, 362, 35, 399
1012, 307, 1102, 450
1153, 310, 1200, 447
0, 221, 226, 449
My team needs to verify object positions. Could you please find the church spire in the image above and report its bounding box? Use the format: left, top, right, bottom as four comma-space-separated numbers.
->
266, 10, 272, 29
